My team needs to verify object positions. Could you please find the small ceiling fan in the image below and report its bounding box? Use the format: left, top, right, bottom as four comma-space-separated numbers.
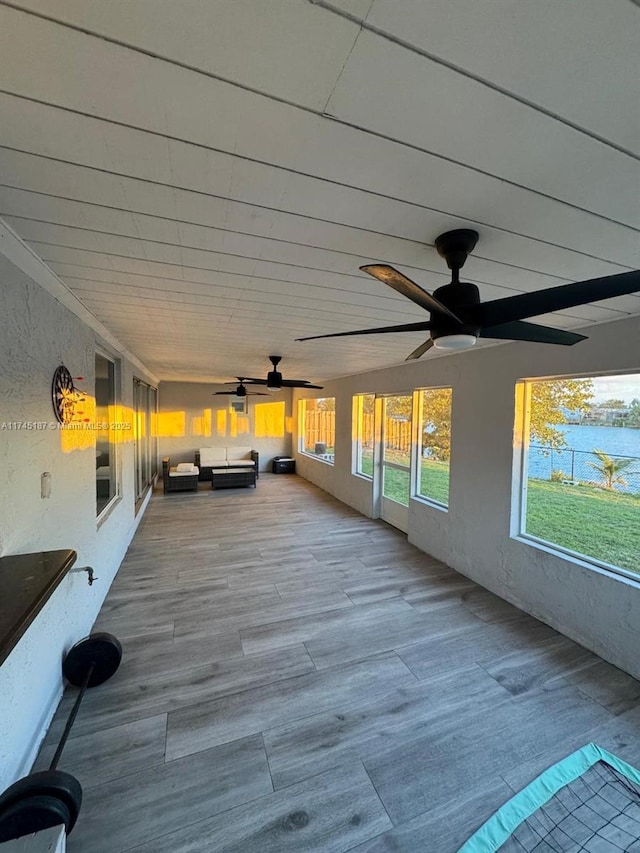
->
242, 356, 324, 390
214, 379, 271, 398
297, 229, 640, 360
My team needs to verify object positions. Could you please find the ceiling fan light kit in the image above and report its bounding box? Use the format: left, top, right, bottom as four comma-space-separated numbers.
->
432, 333, 477, 351
296, 229, 640, 360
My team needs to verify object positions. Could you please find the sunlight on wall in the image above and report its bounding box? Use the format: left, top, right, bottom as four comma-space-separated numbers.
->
156, 407, 250, 439
135, 410, 145, 439
254, 402, 286, 438
227, 411, 250, 437
60, 393, 96, 453
202, 408, 212, 438
60, 399, 134, 453
157, 411, 186, 437
191, 407, 213, 437
513, 382, 528, 452
217, 409, 227, 438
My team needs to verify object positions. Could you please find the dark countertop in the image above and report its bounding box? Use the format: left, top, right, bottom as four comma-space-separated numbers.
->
0, 549, 77, 666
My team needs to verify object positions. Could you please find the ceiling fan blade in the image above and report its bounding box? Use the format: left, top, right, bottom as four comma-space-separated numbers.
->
476, 270, 640, 328
360, 264, 462, 323
480, 321, 587, 345
297, 321, 433, 342
280, 380, 324, 388
238, 377, 268, 385
405, 338, 434, 360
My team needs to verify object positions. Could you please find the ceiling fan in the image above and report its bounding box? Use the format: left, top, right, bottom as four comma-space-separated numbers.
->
214, 379, 270, 398
297, 229, 640, 360
242, 356, 324, 390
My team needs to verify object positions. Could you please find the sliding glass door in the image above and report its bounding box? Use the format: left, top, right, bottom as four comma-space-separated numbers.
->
379, 394, 413, 532
134, 378, 158, 502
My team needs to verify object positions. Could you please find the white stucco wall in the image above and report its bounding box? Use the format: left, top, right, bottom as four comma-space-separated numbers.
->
293, 314, 640, 679
158, 381, 293, 471
0, 253, 155, 791
0, 824, 65, 852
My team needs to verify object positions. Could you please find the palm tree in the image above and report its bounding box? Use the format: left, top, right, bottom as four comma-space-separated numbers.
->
587, 449, 633, 490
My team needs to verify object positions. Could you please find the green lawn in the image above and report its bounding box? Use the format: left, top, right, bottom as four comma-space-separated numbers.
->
417, 459, 450, 506
359, 452, 450, 506
361, 454, 638, 574
526, 479, 640, 574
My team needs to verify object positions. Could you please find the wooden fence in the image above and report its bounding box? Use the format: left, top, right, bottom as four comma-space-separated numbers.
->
304, 411, 412, 453
383, 417, 411, 452
304, 410, 336, 450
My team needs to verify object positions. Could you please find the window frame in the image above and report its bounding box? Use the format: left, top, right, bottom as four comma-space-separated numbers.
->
352, 393, 375, 479
298, 397, 336, 464
95, 350, 121, 521
514, 375, 640, 584
229, 396, 248, 415
413, 385, 453, 511
134, 376, 158, 507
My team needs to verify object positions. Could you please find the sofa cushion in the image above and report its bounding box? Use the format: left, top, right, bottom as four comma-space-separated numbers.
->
227, 446, 252, 461
199, 447, 227, 466
176, 462, 198, 473
229, 459, 255, 468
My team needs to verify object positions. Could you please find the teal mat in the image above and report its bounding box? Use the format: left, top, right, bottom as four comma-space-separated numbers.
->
458, 743, 640, 851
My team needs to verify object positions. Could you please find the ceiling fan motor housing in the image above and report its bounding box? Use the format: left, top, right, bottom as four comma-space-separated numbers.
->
267, 370, 282, 389
430, 281, 481, 343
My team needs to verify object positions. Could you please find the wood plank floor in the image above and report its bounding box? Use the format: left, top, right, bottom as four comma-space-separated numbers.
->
36, 474, 640, 852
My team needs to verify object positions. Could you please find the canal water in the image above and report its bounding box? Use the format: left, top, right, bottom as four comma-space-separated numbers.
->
529, 424, 640, 493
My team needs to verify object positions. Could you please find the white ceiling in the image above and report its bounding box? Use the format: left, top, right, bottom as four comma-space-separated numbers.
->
0, 0, 638, 383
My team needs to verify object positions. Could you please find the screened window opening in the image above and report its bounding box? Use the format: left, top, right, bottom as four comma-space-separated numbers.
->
518, 374, 640, 578
134, 378, 158, 503
300, 398, 335, 463
354, 394, 375, 478
96, 353, 119, 516
417, 387, 452, 506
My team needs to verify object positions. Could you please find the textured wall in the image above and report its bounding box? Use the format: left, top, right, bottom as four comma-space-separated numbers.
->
294, 313, 640, 679
0, 254, 154, 791
0, 824, 65, 852
158, 381, 293, 471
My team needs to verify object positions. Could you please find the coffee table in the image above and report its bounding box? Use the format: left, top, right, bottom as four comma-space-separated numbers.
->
211, 467, 257, 489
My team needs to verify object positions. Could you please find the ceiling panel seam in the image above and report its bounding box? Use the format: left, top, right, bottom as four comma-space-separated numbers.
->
17, 216, 636, 286
3, 196, 636, 282
34, 248, 634, 306
0, 188, 500, 278
76, 298, 610, 328
56, 269, 553, 304
1, 141, 636, 270
2, 0, 635, 163
69, 285, 427, 320
68, 282, 634, 319
24, 222, 635, 284
308, 0, 640, 161
57, 286, 437, 320
0, 83, 636, 232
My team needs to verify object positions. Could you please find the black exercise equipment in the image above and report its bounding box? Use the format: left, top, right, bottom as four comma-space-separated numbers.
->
0, 632, 122, 842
